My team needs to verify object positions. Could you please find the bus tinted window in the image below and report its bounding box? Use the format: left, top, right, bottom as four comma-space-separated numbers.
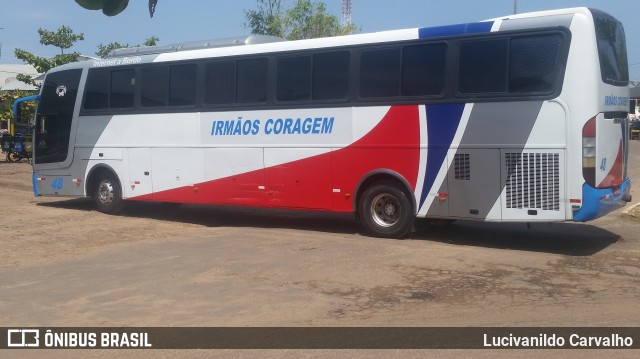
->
402, 43, 446, 96
277, 56, 311, 102
142, 66, 169, 107
237, 58, 268, 103
84, 70, 109, 110
313, 51, 350, 101
169, 64, 197, 106
360, 48, 401, 98
110, 69, 135, 108
205, 61, 236, 105
591, 9, 629, 86
459, 39, 508, 94
509, 34, 563, 93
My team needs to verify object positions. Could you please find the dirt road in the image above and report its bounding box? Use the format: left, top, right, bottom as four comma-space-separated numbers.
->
1, 142, 640, 358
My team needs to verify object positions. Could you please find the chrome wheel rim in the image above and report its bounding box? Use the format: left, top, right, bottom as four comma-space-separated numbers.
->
371, 193, 401, 228
97, 180, 114, 207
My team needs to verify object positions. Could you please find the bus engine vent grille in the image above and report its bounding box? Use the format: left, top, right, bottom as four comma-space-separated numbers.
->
454, 154, 471, 180
505, 153, 559, 211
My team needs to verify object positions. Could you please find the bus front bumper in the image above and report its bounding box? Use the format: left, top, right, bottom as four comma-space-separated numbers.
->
573, 178, 631, 222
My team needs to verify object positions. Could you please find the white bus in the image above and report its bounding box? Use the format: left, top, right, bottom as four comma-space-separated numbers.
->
28, 7, 631, 238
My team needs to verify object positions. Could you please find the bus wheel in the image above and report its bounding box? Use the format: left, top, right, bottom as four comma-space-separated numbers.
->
93, 172, 124, 214
359, 181, 414, 239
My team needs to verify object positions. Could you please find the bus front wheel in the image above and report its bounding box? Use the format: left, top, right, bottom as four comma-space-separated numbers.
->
92, 172, 124, 214
358, 181, 414, 239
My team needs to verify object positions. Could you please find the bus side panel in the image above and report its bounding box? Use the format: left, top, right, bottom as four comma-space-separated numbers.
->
264, 148, 333, 210
204, 148, 265, 206
126, 148, 153, 199
331, 105, 421, 212
151, 148, 206, 203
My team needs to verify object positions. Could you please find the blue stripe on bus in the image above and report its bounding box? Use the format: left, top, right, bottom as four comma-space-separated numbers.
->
573, 178, 631, 222
418, 21, 494, 39
416, 21, 493, 209
420, 104, 466, 209
32, 172, 39, 197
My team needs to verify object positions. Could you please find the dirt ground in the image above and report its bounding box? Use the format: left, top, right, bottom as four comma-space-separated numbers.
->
1, 142, 640, 358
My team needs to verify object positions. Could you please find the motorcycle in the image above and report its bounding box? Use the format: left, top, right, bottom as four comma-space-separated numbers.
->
1, 132, 32, 162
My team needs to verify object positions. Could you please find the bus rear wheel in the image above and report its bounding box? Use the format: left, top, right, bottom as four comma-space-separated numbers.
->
358, 181, 414, 239
92, 172, 124, 214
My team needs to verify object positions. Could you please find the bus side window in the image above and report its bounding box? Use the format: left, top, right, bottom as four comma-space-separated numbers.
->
402, 43, 447, 97
205, 61, 237, 105
458, 39, 508, 94
110, 69, 135, 108
169, 64, 197, 106
509, 34, 563, 94
84, 70, 109, 110
313, 51, 350, 101
359, 48, 401, 98
142, 66, 169, 107
277, 55, 311, 102
237, 58, 268, 104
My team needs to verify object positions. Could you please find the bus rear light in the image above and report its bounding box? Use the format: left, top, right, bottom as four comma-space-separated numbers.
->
582, 117, 596, 186
37, 177, 46, 181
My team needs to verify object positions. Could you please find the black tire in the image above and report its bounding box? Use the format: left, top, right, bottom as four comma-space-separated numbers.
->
92, 171, 124, 214
358, 181, 414, 239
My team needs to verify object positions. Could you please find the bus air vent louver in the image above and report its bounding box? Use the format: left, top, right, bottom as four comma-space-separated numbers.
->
505, 153, 560, 211
454, 154, 471, 180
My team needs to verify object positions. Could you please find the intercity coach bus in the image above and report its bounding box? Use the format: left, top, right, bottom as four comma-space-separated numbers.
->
27, 7, 631, 238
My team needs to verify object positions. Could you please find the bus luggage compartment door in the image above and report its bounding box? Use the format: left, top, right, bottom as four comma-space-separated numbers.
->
447, 149, 502, 220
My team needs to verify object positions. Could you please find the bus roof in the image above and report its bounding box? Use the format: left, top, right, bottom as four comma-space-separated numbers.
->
50, 7, 597, 73
105, 34, 285, 58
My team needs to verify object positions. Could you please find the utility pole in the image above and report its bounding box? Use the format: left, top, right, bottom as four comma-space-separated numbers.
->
514, 0, 518, 15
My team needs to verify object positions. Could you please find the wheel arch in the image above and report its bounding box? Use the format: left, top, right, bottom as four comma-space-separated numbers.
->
85, 164, 121, 198
353, 169, 416, 216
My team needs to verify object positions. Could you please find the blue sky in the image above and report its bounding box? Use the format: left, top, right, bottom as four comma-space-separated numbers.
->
1, 0, 639, 78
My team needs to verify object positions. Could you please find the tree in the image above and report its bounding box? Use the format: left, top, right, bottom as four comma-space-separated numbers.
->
245, 0, 358, 40
14, 26, 85, 87
0, 90, 37, 131
245, 0, 286, 39
286, 0, 357, 40
75, 0, 159, 17
96, 36, 160, 58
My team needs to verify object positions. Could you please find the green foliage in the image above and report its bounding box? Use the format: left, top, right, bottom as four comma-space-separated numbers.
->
245, 0, 286, 38
0, 90, 38, 130
96, 36, 160, 58
286, 0, 357, 40
143, 36, 160, 47
14, 26, 85, 87
38, 26, 84, 54
245, 0, 358, 40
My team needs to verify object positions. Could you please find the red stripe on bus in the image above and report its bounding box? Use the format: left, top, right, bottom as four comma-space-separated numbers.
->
132, 105, 421, 212
598, 140, 624, 188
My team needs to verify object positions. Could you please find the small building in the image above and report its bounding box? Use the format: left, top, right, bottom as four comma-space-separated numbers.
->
0, 64, 39, 91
